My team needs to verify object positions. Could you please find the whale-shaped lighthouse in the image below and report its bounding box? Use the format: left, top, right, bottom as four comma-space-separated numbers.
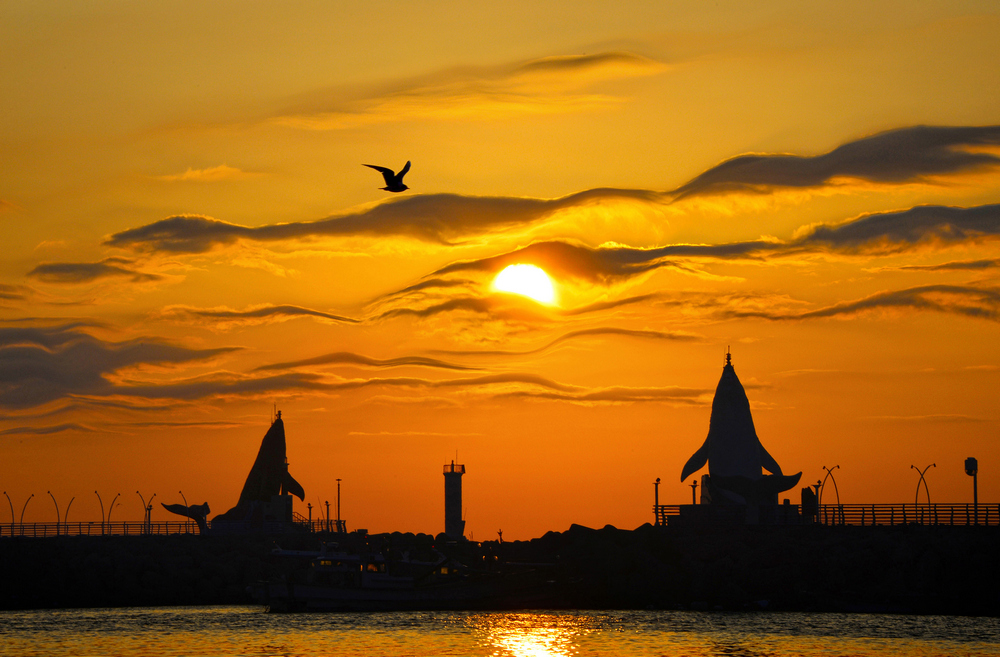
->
681, 351, 801, 505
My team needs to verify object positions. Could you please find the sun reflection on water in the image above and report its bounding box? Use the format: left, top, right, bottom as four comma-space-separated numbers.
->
470, 612, 584, 657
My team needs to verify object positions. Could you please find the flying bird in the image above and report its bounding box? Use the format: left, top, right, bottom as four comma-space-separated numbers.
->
363, 160, 411, 192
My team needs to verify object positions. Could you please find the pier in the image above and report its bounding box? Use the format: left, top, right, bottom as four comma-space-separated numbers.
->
654, 502, 1000, 527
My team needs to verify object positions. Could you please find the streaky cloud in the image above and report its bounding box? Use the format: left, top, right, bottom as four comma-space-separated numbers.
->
106, 189, 664, 253
431, 326, 701, 357
496, 384, 709, 405
797, 204, 1000, 253
671, 125, 1000, 199
432, 239, 770, 282
28, 257, 162, 284
0, 423, 95, 436
876, 258, 1000, 272
161, 304, 359, 325
254, 351, 481, 372
720, 284, 1000, 322
0, 324, 240, 409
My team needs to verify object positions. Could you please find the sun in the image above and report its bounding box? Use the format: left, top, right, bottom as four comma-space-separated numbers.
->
492, 264, 556, 304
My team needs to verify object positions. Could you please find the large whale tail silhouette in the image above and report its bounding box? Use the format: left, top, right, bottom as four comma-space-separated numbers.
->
162, 501, 210, 533
681, 353, 800, 504
213, 412, 304, 523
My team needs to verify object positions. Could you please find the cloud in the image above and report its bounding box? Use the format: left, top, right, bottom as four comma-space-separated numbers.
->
106, 125, 999, 254
254, 351, 481, 372
432, 239, 771, 283
155, 165, 259, 182
873, 258, 1000, 273
269, 51, 666, 130
106, 189, 663, 253
671, 125, 1000, 199
719, 284, 1000, 322
795, 204, 1000, 253
159, 304, 359, 327
28, 257, 163, 284
431, 326, 701, 357
0, 323, 240, 409
410, 204, 1000, 294
496, 384, 709, 405
0, 423, 96, 436
0, 284, 26, 301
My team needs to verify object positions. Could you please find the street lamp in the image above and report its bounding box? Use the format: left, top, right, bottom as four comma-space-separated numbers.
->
65, 496, 75, 535
107, 493, 121, 531
820, 465, 841, 506
179, 491, 188, 507
3, 492, 13, 535
910, 464, 936, 506
965, 457, 979, 525
20, 493, 34, 535
47, 491, 61, 536
137, 491, 156, 534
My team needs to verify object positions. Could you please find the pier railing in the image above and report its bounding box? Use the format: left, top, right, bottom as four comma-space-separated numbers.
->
654, 503, 999, 527
815, 503, 999, 526
0, 517, 350, 538
0, 521, 201, 538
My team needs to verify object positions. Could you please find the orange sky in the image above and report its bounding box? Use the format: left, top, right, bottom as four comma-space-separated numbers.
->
2, 1, 999, 539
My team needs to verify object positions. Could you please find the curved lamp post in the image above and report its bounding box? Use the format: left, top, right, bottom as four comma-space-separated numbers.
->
819, 465, 841, 506
910, 464, 936, 506
64, 496, 75, 534
47, 491, 60, 536
179, 490, 188, 507
3, 492, 13, 534
95, 492, 104, 535
20, 493, 34, 535
136, 491, 148, 534
107, 492, 121, 531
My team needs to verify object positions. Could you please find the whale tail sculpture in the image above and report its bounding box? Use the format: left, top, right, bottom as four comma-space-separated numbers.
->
162, 502, 210, 533
681, 352, 800, 504
213, 411, 305, 524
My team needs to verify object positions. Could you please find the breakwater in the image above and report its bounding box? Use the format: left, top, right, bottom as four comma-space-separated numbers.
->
1, 523, 998, 615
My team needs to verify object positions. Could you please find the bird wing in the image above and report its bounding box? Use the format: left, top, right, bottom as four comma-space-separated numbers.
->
363, 164, 395, 186
397, 160, 411, 180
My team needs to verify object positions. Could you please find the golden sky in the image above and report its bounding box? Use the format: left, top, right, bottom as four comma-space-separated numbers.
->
2, 1, 999, 539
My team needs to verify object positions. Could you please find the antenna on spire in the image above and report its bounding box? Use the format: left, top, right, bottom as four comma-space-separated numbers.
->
726, 345, 731, 366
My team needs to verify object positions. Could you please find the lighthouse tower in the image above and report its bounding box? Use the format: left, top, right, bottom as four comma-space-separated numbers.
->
443, 460, 466, 539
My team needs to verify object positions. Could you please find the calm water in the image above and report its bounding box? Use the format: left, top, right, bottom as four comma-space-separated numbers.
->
2, 606, 999, 656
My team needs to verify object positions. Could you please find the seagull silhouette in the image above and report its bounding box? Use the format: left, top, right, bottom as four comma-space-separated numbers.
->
363, 161, 411, 192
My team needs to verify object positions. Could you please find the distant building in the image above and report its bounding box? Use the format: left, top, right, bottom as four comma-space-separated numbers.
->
443, 461, 466, 539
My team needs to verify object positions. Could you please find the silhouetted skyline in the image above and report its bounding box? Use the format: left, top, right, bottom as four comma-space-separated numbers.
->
1, 2, 998, 539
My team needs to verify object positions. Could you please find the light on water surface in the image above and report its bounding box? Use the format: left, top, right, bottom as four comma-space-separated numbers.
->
2, 607, 1000, 656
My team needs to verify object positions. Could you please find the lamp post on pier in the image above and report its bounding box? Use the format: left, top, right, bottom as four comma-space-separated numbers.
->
336, 478, 342, 533
47, 491, 60, 536
64, 497, 75, 535
107, 493, 121, 531
910, 464, 936, 506
19, 494, 33, 535
3, 492, 13, 535
965, 457, 979, 525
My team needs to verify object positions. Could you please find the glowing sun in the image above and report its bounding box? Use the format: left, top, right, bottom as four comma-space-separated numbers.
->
492, 264, 556, 304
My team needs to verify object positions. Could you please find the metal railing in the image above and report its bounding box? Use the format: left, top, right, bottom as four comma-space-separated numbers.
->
815, 503, 999, 526
0, 517, 350, 538
0, 520, 200, 538
653, 503, 999, 527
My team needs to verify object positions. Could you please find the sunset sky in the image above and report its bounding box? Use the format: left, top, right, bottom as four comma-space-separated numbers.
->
2, 1, 999, 539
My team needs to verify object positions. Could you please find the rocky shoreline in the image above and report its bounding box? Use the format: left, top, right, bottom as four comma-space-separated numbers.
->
2, 523, 997, 615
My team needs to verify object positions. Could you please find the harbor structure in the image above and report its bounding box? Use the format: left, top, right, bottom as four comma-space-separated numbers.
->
443, 461, 466, 539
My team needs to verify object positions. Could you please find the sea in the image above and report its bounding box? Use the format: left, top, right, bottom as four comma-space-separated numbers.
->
2, 606, 999, 656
